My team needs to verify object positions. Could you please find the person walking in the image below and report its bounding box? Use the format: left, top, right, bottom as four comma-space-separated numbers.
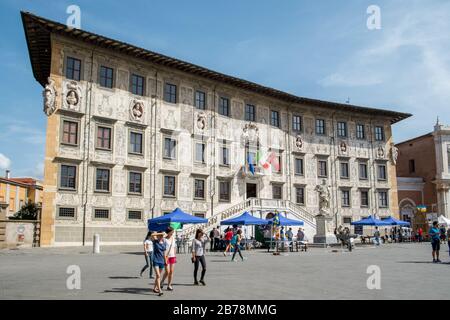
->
209, 228, 215, 252
231, 229, 245, 262
418, 227, 423, 243
213, 226, 220, 251
429, 221, 441, 263
192, 229, 207, 286
223, 227, 234, 256
151, 232, 167, 296
140, 232, 154, 279
374, 227, 381, 246
161, 226, 176, 291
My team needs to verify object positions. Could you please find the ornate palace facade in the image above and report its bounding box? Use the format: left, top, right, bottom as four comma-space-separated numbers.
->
22, 12, 410, 245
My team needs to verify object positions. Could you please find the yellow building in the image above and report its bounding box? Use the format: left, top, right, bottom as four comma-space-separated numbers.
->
0, 171, 43, 217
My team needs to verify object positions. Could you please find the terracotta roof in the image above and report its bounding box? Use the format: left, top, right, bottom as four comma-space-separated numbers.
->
21, 11, 412, 124
0, 177, 43, 189
395, 132, 433, 146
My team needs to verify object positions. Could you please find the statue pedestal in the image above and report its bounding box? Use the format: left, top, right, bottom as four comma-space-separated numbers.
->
313, 214, 337, 244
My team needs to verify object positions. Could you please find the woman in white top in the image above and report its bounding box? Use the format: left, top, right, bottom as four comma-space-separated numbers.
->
161, 226, 176, 291
140, 232, 154, 279
192, 229, 206, 285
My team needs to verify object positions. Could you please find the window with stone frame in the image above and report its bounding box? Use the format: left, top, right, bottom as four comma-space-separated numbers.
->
343, 217, 352, 224
164, 137, 177, 159
219, 97, 230, 117
337, 121, 347, 137
164, 83, 177, 103
271, 110, 280, 128
315, 119, 326, 135
60, 165, 77, 190
194, 179, 205, 199
99, 66, 114, 88
163, 175, 176, 197
220, 146, 230, 166
360, 190, 369, 207
219, 180, 231, 202
57, 207, 76, 219
62, 120, 78, 145
245, 104, 256, 122
129, 172, 142, 194
377, 164, 387, 181
295, 187, 305, 205
292, 115, 302, 132
94, 208, 110, 220
127, 210, 142, 221
272, 184, 282, 200
340, 161, 350, 179
131, 73, 144, 96
341, 189, 351, 207
96, 126, 112, 150
66, 56, 81, 81
95, 168, 110, 192
447, 145, 450, 172
375, 126, 385, 141
359, 162, 368, 180
195, 142, 206, 163
294, 158, 304, 175
356, 124, 365, 139
378, 191, 389, 208
318, 159, 328, 177
129, 131, 143, 154
195, 90, 206, 110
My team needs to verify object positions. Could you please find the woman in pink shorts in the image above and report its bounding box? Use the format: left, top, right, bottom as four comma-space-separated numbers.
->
161, 226, 176, 291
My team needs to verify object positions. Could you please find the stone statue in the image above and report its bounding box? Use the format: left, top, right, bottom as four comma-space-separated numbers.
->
197, 112, 207, 130
43, 77, 57, 116
130, 99, 144, 121
390, 144, 398, 165
315, 179, 331, 216
295, 135, 303, 150
377, 146, 385, 158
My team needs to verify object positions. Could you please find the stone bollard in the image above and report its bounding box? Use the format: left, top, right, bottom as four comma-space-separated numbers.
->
93, 234, 100, 254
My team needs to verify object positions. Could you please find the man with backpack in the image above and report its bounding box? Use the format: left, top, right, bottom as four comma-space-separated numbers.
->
429, 221, 442, 263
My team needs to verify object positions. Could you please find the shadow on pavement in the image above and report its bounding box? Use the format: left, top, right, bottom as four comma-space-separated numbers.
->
109, 276, 140, 279
397, 261, 450, 264
103, 287, 153, 295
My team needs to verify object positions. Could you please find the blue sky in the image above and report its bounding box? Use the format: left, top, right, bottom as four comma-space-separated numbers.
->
1, 0, 449, 179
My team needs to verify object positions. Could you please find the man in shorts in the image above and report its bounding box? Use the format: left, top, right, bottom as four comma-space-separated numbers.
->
429, 221, 441, 263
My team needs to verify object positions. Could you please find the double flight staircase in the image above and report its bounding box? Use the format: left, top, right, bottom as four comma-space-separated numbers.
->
182, 198, 317, 239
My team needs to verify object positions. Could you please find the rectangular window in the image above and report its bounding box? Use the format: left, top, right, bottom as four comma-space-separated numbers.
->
164, 176, 176, 197
94, 209, 110, 220
164, 83, 177, 103
295, 187, 305, 205
361, 190, 369, 207
220, 146, 229, 166
195, 90, 206, 110
194, 179, 205, 199
60, 165, 76, 190
131, 74, 144, 96
316, 119, 325, 135
271, 110, 280, 128
96, 126, 112, 150
58, 207, 76, 219
272, 185, 282, 200
340, 162, 349, 179
379, 191, 388, 208
356, 124, 365, 139
359, 163, 368, 180
219, 97, 229, 117
409, 159, 415, 173
375, 126, 385, 141
195, 143, 206, 163
294, 158, 304, 175
128, 210, 142, 221
99, 66, 114, 88
245, 104, 256, 122
66, 57, 81, 81
292, 115, 302, 132
129, 131, 143, 154
219, 181, 230, 201
95, 168, 110, 192
341, 190, 350, 207
194, 213, 206, 218
318, 160, 328, 177
337, 122, 347, 137
129, 172, 142, 194
62, 120, 78, 145
164, 138, 177, 159
343, 217, 352, 224
377, 164, 387, 181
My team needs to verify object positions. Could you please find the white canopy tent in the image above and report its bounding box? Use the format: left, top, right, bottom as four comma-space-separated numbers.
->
438, 215, 450, 226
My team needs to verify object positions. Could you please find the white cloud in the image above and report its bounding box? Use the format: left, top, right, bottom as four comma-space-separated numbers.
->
0, 153, 11, 170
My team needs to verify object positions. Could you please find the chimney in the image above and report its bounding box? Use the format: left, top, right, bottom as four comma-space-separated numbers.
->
5, 170, 10, 179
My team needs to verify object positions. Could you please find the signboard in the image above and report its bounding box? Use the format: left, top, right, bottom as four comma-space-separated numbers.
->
354, 225, 363, 235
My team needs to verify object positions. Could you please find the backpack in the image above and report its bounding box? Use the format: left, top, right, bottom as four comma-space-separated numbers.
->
231, 234, 238, 245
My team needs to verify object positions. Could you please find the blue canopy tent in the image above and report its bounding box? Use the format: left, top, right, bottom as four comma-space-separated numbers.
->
220, 211, 269, 226
268, 214, 304, 226
351, 216, 390, 226
382, 216, 410, 226
147, 208, 207, 231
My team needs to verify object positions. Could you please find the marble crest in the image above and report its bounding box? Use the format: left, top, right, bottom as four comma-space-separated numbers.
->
377, 146, 385, 158
64, 81, 82, 110
43, 77, 57, 116
242, 123, 259, 144
197, 112, 207, 130
339, 141, 348, 155
129, 99, 144, 122
295, 135, 303, 150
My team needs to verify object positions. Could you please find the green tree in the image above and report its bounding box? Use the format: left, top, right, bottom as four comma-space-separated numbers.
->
10, 203, 39, 220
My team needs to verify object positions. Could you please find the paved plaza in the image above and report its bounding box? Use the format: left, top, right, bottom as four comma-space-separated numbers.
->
0, 243, 449, 300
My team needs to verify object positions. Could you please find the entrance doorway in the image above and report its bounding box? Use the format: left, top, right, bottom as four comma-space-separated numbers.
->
246, 183, 257, 199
